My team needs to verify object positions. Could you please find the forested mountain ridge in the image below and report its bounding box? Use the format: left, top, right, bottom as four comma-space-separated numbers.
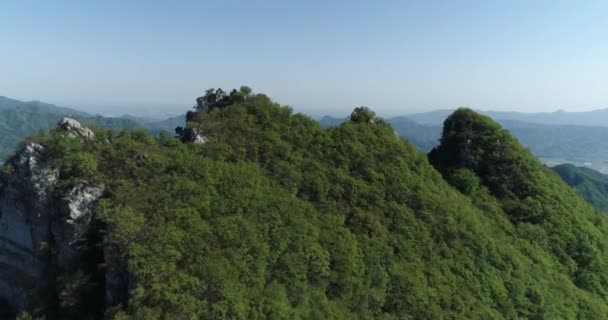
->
429, 109, 608, 309
3, 90, 608, 319
2, 95, 607, 169
322, 112, 608, 167
552, 163, 608, 212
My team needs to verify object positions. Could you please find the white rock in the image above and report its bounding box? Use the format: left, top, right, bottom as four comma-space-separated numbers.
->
193, 133, 208, 144
58, 117, 95, 140
65, 185, 104, 234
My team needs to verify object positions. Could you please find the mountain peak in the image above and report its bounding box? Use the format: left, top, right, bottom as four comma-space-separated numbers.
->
429, 108, 539, 200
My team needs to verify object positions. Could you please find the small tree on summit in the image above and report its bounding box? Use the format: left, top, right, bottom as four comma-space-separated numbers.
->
193, 86, 253, 114
349, 107, 389, 127
179, 86, 255, 141
350, 106, 376, 124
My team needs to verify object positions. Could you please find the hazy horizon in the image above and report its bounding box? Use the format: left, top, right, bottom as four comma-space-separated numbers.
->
8, 93, 608, 122
3, 1, 608, 116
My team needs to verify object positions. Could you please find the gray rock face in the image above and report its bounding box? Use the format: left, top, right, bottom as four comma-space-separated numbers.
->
53, 185, 104, 266
58, 117, 95, 140
0, 142, 58, 309
178, 127, 207, 144
0, 122, 103, 310
192, 130, 208, 144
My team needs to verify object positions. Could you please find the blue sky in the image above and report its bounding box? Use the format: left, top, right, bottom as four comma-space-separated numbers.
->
1, 1, 608, 116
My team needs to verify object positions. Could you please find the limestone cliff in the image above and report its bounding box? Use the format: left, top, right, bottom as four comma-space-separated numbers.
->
0, 118, 106, 313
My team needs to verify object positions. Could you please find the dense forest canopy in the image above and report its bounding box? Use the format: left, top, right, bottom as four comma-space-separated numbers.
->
9, 89, 608, 319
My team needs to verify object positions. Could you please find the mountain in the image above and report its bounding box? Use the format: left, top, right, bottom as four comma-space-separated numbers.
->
0, 96, 88, 115
321, 112, 608, 167
0, 97, 184, 162
552, 164, 608, 212
4, 89, 608, 318
425, 119, 608, 169
428, 108, 608, 315
408, 107, 608, 127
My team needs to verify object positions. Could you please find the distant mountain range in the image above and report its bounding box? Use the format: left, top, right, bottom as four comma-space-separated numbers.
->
406, 108, 608, 127
552, 164, 608, 212
0, 96, 184, 161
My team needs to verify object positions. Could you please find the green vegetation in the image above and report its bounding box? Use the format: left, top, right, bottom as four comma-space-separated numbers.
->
552, 163, 608, 212
430, 108, 608, 316
15, 93, 608, 319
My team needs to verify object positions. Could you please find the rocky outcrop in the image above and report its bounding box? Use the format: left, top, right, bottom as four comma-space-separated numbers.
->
176, 126, 207, 144
0, 118, 105, 311
0, 142, 58, 309
192, 130, 208, 144
58, 117, 95, 140
53, 185, 104, 266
